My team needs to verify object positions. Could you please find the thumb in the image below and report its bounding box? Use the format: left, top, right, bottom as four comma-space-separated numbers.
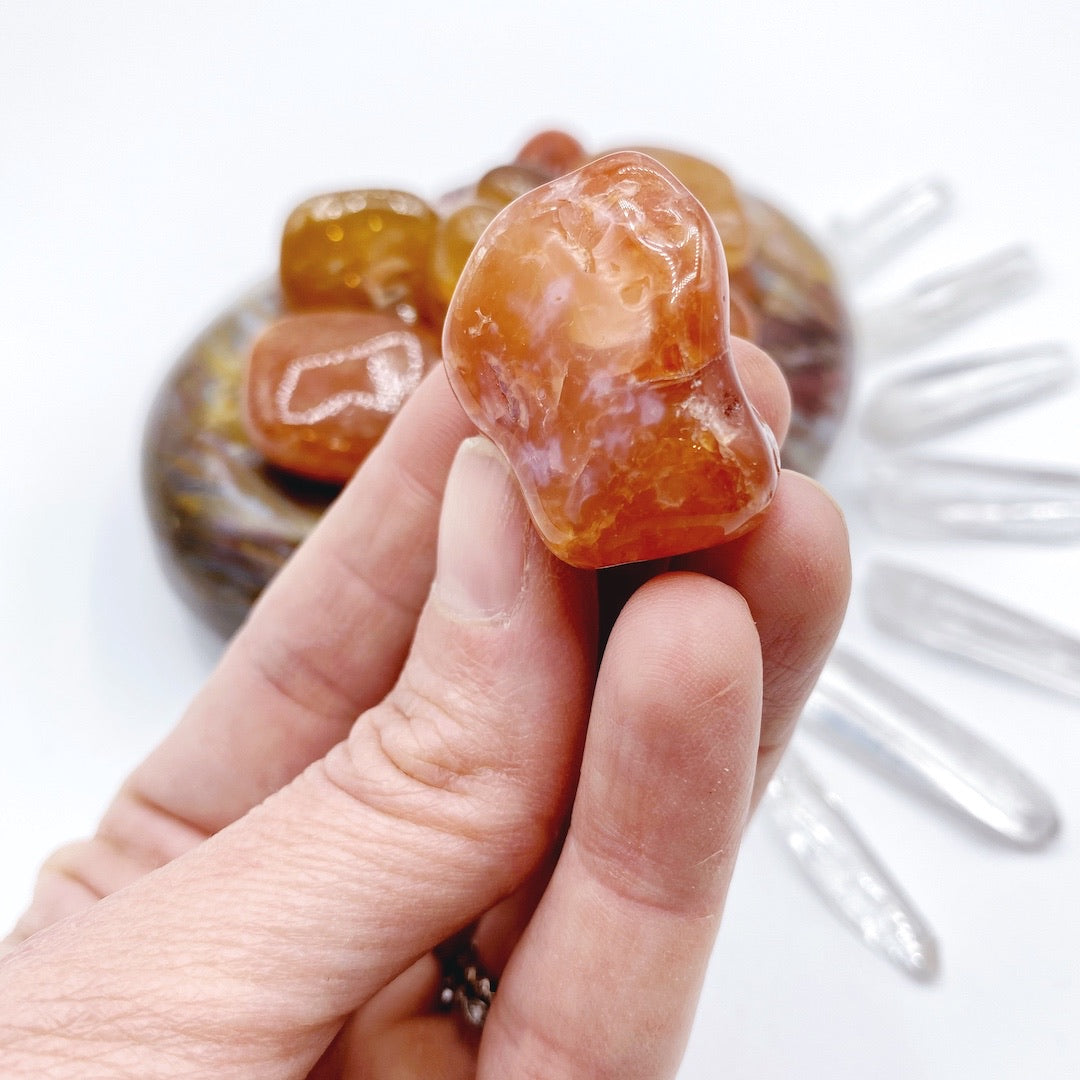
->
0, 437, 595, 1077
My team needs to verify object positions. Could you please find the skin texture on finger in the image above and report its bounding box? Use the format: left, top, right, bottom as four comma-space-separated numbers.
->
308, 954, 475, 1078
678, 470, 850, 807
314, 1016, 478, 1080
477, 573, 763, 1080
5, 368, 475, 947
299, 846, 559, 1077
302, 850, 561, 1076
0, 440, 596, 1077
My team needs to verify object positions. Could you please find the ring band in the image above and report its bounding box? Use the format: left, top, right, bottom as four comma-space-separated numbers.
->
435, 928, 496, 1028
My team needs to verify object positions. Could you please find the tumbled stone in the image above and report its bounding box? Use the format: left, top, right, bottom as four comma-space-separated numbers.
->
513, 129, 588, 179
143, 283, 326, 635
244, 310, 441, 483
476, 164, 549, 206
280, 189, 437, 313
424, 202, 501, 319
443, 151, 780, 569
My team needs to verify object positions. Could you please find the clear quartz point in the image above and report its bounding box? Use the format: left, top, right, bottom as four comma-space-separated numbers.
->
830, 177, 953, 281
801, 648, 1059, 847
858, 246, 1039, 358
865, 454, 1080, 541
861, 343, 1074, 445
765, 750, 939, 981
865, 561, 1080, 699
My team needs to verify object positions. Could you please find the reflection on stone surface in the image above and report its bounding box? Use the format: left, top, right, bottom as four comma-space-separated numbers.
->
443, 152, 779, 568
610, 146, 755, 271
245, 310, 442, 483
143, 135, 853, 634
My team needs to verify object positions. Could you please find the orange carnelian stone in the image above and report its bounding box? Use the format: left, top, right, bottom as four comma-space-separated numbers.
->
476, 163, 549, 206
513, 130, 588, 179
245, 311, 440, 483
280, 190, 437, 312
443, 151, 779, 569
425, 203, 501, 317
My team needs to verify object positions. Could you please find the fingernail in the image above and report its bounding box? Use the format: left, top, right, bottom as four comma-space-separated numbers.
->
436, 437, 527, 619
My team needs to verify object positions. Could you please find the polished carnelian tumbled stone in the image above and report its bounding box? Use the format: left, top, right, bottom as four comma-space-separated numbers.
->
476, 163, 549, 206
425, 203, 501, 316
514, 129, 588, 179
443, 151, 780, 569
280, 190, 437, 313
244, 310, 440, 483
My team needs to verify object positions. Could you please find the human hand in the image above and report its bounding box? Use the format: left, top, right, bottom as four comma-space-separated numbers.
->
0, 346, 849, 1078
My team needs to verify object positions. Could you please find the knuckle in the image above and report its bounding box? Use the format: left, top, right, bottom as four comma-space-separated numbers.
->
320, 673, 548, 873
372, 680, 497, 799
358, 666, 515, 804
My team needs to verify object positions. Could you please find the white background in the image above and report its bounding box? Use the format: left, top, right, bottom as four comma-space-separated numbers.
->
1, 1, 1078, 1076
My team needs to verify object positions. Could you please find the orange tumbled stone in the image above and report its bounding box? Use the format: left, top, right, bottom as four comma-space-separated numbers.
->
513, 129, 588, 179
443, 151, 780, 569
424, 202, 501, 317
476, 164, 549, 206
244, 311, 440, 483
280, 190, 437, 313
